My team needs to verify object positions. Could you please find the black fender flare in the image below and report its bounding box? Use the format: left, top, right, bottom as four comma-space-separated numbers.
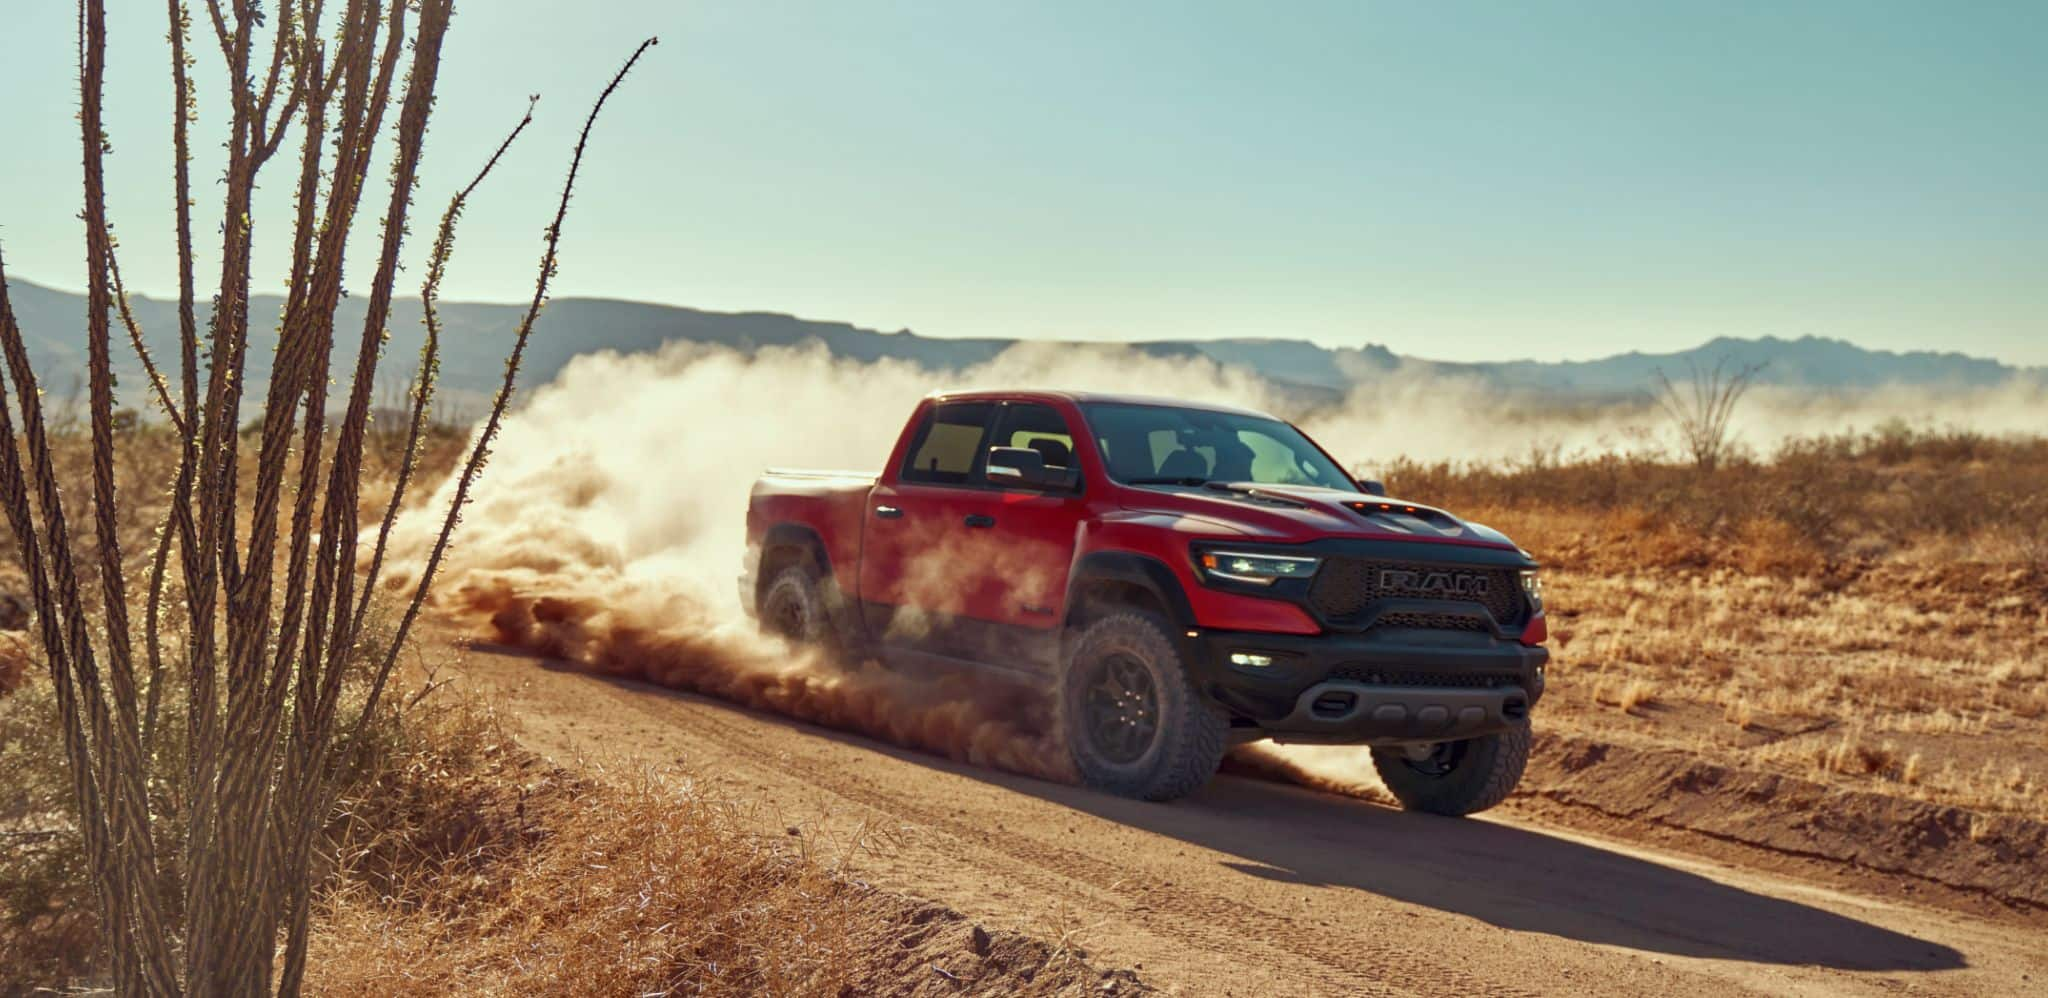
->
759, 522, 832, 581
1064, 551, 1198, 633
1064, 550, 1229, 693
757, 523, 863, 646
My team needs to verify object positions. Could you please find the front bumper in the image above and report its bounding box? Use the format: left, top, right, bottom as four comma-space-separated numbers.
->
1187, 627, 1547, 745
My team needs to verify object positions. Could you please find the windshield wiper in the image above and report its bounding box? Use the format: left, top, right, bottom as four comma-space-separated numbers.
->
1123, 476, 1213, 486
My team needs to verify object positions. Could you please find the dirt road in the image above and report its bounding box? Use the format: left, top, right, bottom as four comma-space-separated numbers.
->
452, 649, 2046, 997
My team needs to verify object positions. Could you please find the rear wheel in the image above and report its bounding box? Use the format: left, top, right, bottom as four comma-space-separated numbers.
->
1370, 722, 1530, 816
759, 563, 837, 654
1058, 611, 1226, 801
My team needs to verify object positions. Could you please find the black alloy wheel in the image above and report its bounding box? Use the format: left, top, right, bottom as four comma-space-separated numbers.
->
1082, 652, 1161, 764
1399, 740, 1465, 778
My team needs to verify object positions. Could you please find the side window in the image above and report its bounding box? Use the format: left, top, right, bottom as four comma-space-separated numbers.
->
901, 402, 995, 486
991, 403, 1077, 474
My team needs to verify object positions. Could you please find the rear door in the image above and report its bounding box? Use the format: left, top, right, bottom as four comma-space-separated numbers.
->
859, 401, 1001, 656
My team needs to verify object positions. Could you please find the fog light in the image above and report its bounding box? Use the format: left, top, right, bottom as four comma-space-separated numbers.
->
1229, 652, 1275, 668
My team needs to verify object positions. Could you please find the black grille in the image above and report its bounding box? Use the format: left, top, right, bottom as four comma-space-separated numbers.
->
1329, 667, 1523, 689
1306, 558, 1526, 629
1376, 611, 1489, 633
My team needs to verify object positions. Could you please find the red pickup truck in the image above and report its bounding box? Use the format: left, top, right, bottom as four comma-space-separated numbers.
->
742, 390, 1548, 810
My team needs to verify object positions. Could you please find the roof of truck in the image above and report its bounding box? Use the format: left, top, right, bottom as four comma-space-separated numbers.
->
924, 389, 1279, 420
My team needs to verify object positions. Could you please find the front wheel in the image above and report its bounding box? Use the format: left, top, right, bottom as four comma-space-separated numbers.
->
1370, 722, 1530, 816
1058, 611, 1227, 801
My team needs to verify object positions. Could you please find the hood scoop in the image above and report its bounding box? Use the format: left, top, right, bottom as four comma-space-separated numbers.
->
1345, 499, 1467, 538
1198, 481, 1311, 509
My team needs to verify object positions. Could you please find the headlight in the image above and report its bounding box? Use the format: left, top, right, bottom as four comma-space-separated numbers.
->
1198, 550, 1320, 587
1519, 570, 1544, 611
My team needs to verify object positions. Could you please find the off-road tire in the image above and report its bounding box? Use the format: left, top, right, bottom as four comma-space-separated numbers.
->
759, 563, 838, 654
1370, 721, 1530, 816
1058, 611, 1227, 802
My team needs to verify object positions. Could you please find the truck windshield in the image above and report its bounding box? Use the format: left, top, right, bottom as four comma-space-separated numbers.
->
1081, 403, 1358, 492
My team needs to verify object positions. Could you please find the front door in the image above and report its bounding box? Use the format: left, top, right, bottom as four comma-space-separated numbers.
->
964, 402, 1088, 638
858, 400, 1090, 676
937, 401, 1089, 675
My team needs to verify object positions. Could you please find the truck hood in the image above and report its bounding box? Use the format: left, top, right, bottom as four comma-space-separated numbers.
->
1117, 482, 1521, 551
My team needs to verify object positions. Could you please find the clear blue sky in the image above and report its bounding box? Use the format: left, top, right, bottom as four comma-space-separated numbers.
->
1, 1, 2043, 364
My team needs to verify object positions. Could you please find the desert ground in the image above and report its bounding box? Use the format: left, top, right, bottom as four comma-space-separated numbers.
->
6, 389, 2046, 996
416, 634, 2047, 997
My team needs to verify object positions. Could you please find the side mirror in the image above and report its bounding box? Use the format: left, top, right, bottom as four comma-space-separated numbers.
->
987, 446, 1077, 492
1357, 478, 1387, 496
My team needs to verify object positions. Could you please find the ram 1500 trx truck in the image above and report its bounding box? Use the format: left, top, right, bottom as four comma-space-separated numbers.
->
742, 391, 1548, 810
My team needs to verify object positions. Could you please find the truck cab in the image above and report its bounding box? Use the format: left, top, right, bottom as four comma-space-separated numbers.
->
744, 390, 1547, 809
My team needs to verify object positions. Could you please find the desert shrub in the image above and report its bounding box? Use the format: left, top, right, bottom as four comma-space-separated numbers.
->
0, 636, 25, 696
1383, 424, 2048, 574
0, 602, 449, 995
0, 678, 98, 992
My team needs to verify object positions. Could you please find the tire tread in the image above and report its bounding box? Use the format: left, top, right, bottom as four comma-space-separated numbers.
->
1060, 611, 1226, 802
1370, 722, 1530, 817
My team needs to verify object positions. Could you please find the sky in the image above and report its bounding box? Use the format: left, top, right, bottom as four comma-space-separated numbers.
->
0, 1, 2043, 365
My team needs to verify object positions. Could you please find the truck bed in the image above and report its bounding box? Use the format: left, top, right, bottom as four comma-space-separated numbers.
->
758, 468, 878, 484
744, 468, 878, 614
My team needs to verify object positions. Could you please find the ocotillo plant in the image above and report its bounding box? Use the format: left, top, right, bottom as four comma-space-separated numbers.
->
1654, 357, 1766, 473
0, 3, 654, 993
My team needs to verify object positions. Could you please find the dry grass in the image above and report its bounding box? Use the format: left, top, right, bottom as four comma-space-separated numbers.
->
1534, 562, 2048, 818
0, 678, 96, 989
310, 738, 883, 996
1392, 425, 2048, 821
1816, 726, 1899, 778
1615, 679, 1658, 714
0, 635, 25, 697
1386, 423, 2048, 571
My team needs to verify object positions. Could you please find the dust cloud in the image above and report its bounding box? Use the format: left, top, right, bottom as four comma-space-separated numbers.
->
376, 340, 1284, 781
1301, 370, 2048, 475
378, 337, 2044, 788
1221, 743, 1395, 804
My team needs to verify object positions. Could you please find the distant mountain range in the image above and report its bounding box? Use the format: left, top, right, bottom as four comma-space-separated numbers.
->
3, 279, 2035, 412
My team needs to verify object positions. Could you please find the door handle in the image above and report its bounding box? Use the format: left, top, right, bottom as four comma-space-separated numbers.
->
874, 505, 903, 519
963, 514, 997, 529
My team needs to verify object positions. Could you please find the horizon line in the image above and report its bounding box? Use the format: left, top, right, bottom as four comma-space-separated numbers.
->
6, 274, 2039, 372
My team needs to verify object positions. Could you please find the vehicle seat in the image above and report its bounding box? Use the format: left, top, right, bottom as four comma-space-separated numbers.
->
1027, 438, 1072, 469
1156, 448, 1209, 480
1210, 437, 1255, 481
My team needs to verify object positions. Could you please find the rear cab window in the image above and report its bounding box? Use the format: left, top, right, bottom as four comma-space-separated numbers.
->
900, 402, 995, 486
